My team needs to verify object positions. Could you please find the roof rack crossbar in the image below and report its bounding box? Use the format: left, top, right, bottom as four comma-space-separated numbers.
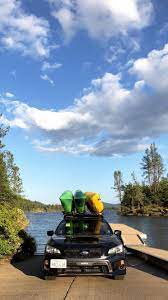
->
63, 213, 103, 220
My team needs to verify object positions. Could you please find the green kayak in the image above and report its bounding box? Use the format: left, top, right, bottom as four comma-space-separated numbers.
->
60, 191, 74, 213
74, 190, 86, 213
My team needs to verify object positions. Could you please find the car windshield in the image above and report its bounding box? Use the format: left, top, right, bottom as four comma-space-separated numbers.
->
56, 219, 112, 236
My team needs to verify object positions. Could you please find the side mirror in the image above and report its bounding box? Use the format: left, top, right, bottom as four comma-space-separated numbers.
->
47, 230, 54, 237
114, 230, 122, 237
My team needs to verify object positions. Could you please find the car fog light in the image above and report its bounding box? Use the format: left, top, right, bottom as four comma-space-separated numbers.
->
115, 260, 125, 269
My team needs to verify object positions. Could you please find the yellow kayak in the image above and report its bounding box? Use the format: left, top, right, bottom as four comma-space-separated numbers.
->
85, 192, 104, 214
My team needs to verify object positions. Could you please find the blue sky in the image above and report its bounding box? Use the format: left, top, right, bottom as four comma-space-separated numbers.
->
1, 0, 168, 204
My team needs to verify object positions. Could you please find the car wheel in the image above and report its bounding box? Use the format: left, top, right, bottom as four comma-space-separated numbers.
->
43, 270, 57, 280
113, 275, 125, 280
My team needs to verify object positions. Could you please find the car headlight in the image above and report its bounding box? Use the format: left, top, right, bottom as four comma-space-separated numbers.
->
46, 245, 61, 254
108, 244, 123, 255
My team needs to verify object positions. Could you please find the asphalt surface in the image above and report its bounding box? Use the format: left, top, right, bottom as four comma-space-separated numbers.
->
0, 256, 167, 300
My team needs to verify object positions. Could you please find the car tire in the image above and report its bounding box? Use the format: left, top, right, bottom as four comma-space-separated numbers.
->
43, 270, 57, 280
113, 275, 125, 280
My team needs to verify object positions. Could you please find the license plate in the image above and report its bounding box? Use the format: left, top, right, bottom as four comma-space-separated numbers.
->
50, 259, 67, 269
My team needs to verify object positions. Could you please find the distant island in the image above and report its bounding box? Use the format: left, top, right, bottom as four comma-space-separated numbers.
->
113, 143, 168, 217
19, 200, 119, 213
13, 196, 62, 212
23, 201, 120, 213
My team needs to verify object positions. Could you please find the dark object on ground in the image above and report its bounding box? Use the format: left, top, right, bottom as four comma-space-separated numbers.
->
12, 230, 36, 262
43, 214, 126, 280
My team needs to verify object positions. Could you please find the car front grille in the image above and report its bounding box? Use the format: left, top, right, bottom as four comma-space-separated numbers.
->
57, 265, 109, 275
64, 248, 102, 258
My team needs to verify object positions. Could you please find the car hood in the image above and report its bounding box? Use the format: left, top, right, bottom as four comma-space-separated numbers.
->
48, 234, 121, 250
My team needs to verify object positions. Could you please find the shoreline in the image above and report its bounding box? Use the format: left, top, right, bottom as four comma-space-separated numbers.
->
25, 209, 168, 217
121, 214, 168, 217
120, 206, 168, 217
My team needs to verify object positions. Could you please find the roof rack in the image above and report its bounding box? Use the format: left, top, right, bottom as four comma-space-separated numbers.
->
63, 213, 103, 220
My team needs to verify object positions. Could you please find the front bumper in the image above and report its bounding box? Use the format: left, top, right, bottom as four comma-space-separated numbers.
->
43, 254, 126, 276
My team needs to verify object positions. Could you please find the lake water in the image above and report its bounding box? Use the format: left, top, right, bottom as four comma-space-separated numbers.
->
26, 211, 168, 253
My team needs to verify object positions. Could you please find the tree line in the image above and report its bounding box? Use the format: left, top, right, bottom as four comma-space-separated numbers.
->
0, 116, 61, 259
0, 115, 61, 212
114, 143, 168, 216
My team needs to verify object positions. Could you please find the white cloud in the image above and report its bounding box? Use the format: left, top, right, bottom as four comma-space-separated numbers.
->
130, 43, 168, 91
0, 0, 51, 58
4, 92, 15, 98
40, 74, 55, 86
134, 80, 145, 90
125, 59, 135, 69
104, 36, 141, 69
53, 7, 77, 41
42, 61, 62, 71
2, 43, 168, 156
10, 70, 16, 79
105, 44, 126, 64
0, 111, 28, 129
159, 22, 168, 36
48, 0, 153, 41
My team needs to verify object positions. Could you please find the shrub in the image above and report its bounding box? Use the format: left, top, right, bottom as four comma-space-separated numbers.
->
12, 230, 37, 261
0, 203, 36, 259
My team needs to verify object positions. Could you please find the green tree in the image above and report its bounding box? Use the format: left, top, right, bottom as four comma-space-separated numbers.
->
4, 151, 23, 195
131, 172, 138, 184
122, 183, 144, 213
0, 153, 11, 202
0, 116, 11, 202
141, 143, 165, 192
141, 148, 152, 186
114, 170, 124, 203
154, 178, 168, 208
0, 114, 9, 149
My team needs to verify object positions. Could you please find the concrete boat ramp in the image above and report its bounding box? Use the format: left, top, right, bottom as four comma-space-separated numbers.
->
0, 224, 167, 300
